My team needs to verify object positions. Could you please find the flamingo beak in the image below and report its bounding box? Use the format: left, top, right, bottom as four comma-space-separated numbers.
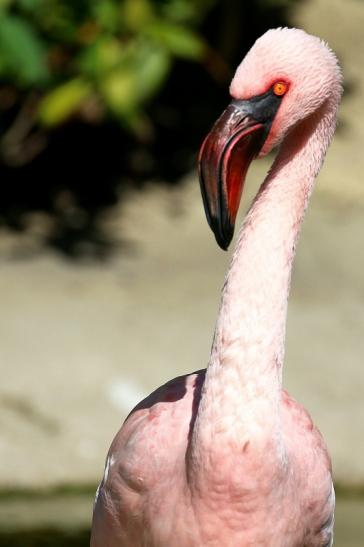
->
198, 91, 282, 249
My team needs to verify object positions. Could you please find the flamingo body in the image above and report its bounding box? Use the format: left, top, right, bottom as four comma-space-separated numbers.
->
91, 371, 334, 546
91, 28, 342, 546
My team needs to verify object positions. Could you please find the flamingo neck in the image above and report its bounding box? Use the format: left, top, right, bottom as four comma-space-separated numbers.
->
188, 100, 338, 485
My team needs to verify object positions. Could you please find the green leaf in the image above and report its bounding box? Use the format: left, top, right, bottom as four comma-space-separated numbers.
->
159, 0, 195, 23
38, 78, 91, 126
145, 21, 205, 60
101, 67, 137, 116
0, 14, 48, 85
0, 0, 12, 12
99, 41, 170, 117
93, 0, 120, 33
135, 45, 170, 103
17, 0, 42, 12
123, 0, 154, 32
78, 37, 124, 78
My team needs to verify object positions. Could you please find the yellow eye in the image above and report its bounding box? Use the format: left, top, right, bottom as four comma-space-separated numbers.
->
273, 81, 288, 96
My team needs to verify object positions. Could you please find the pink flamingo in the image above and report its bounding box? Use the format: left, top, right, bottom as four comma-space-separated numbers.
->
91, 28, 342, 546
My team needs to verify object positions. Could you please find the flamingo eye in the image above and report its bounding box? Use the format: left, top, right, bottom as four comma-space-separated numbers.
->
273, 81, 288, 96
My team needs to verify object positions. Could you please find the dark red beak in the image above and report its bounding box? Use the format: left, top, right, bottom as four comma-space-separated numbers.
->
198, 90, 283, 249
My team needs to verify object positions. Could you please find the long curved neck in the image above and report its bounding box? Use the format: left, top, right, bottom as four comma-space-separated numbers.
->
210, 103, 336, 395
188, 99, 338, 487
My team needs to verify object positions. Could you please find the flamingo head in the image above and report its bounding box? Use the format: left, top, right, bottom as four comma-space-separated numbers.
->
198, 27, 342, 250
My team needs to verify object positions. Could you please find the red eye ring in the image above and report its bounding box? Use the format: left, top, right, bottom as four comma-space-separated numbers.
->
273, 81, 288, 96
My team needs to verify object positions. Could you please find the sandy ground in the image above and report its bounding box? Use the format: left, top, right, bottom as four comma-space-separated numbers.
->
0, 494, 362, 547
0, 0, 363, 542
2, 166, 363, 487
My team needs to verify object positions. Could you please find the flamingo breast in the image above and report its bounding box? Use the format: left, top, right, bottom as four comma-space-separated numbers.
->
92, 373, 334, 547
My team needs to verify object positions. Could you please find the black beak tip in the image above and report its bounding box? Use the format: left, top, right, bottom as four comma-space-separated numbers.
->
216, 239, 229, 251
210, 217, 234, 251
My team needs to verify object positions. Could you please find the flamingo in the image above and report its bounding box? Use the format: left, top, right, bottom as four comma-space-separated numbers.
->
91, 28, 342, 547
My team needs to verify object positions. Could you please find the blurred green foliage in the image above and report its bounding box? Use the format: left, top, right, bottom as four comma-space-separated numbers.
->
0, 0, 302, 257
0, 0, 214, 132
